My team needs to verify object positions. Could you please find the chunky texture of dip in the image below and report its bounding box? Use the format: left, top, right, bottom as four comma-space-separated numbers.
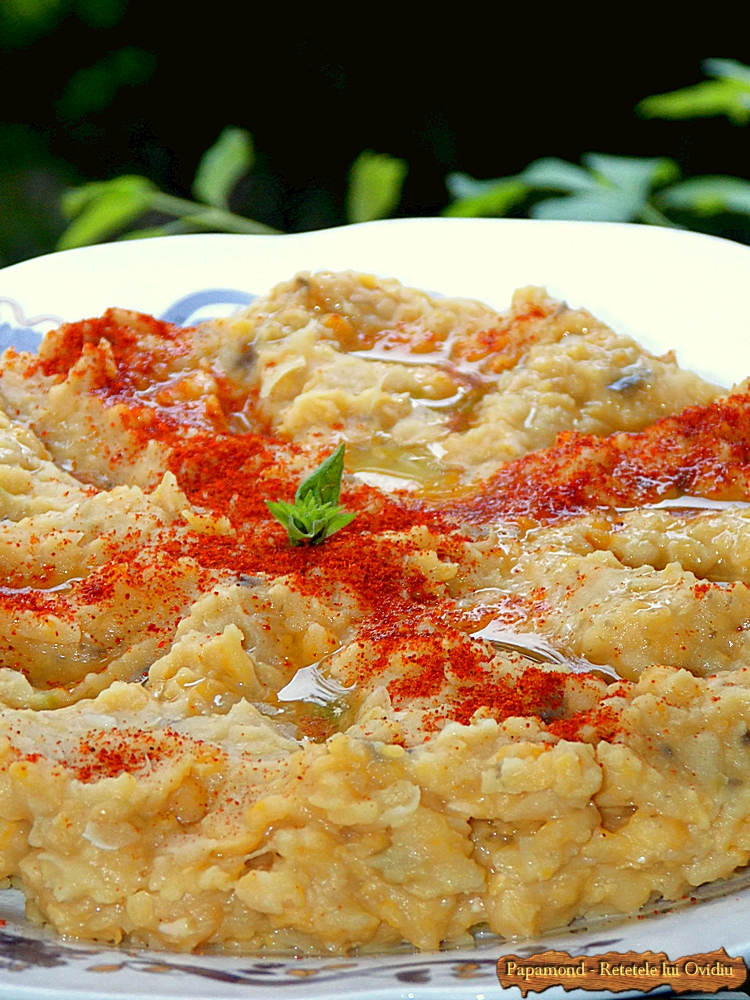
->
0, 270, 749, 954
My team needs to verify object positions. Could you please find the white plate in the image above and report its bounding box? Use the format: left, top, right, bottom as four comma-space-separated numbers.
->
1, 219, 750, 1000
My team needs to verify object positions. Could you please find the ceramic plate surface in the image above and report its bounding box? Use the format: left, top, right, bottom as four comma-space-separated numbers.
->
1, 219, 750, 1000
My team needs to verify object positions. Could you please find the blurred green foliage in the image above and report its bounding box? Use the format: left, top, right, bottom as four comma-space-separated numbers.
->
445, 150, 750, 228
445, 155, 679, 225
443, 60, 750, 231
0, 124, 70, 265
660, 176, 750, 216
57, 128, 279, 247
0, 0, 126, 49
1, 25, 749, 267
56, 46, 156, 121
346, 151, 408, 225
192, 127, 254, 210
637, 59, 750, 125
59, 174, 156, 248
57, 130, 407, 248
50, 57, 750, 252
0, 0, 153, 265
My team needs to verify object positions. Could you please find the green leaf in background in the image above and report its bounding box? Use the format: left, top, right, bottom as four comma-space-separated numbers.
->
148, 198, 278, 235
443, 175, 528, 217
73, 0, 128, 29
58, 175, 156, 249
443, 155, 679, 223
118, 224, 175, 239
0, 124, 70, 266
637, 80, 750, 125
443, 158, 597, 218
531, 191, 622, 221
532, 154, 679, 224
192, 127, 255, 209
0, 0, 128, 49
57, 147, 278, 250
657, 175, 750, 216
519, 157, 598, 192
57, 46, 156, 121
346, 150, 407, 224
0, 0, 67, 50
637, 58, 750, 125
703, 58, 750, 87
445, 173, 508, 199
584, 152, 679, 192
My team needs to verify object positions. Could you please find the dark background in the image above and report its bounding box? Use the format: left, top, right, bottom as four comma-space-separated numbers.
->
2, 2, 749, 267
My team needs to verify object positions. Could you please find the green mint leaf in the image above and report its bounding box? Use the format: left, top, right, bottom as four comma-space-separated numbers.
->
265, 498, 297, 522
266, 445, 356, 546
321, 510, 357, 540
287, 518, 315, 545
265, 499, 297, 526
296, 442, 346, 507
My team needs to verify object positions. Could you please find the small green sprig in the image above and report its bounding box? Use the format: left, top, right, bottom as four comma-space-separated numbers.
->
266, 443, 356, 546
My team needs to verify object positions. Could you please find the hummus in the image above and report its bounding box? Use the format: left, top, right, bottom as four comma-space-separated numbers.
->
0, 270, 749, 954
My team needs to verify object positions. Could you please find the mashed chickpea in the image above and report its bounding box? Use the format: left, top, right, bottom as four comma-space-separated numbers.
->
0, 271, 749, 953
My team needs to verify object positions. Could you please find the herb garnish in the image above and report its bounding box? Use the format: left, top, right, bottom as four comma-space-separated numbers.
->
266, 443, 356, 545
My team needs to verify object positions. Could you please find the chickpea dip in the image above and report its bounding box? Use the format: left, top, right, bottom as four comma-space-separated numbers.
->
0, 270, 749, 954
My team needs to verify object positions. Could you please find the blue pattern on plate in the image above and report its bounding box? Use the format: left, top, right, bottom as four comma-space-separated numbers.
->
0, 323, 42, 352
160, 288, 256, 325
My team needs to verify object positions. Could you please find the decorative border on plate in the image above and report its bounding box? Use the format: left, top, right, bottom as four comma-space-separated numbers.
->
0, 924, 632, 987
0, 296, 61, 352
0, 288, 257, 355
159, 288, 256, 326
